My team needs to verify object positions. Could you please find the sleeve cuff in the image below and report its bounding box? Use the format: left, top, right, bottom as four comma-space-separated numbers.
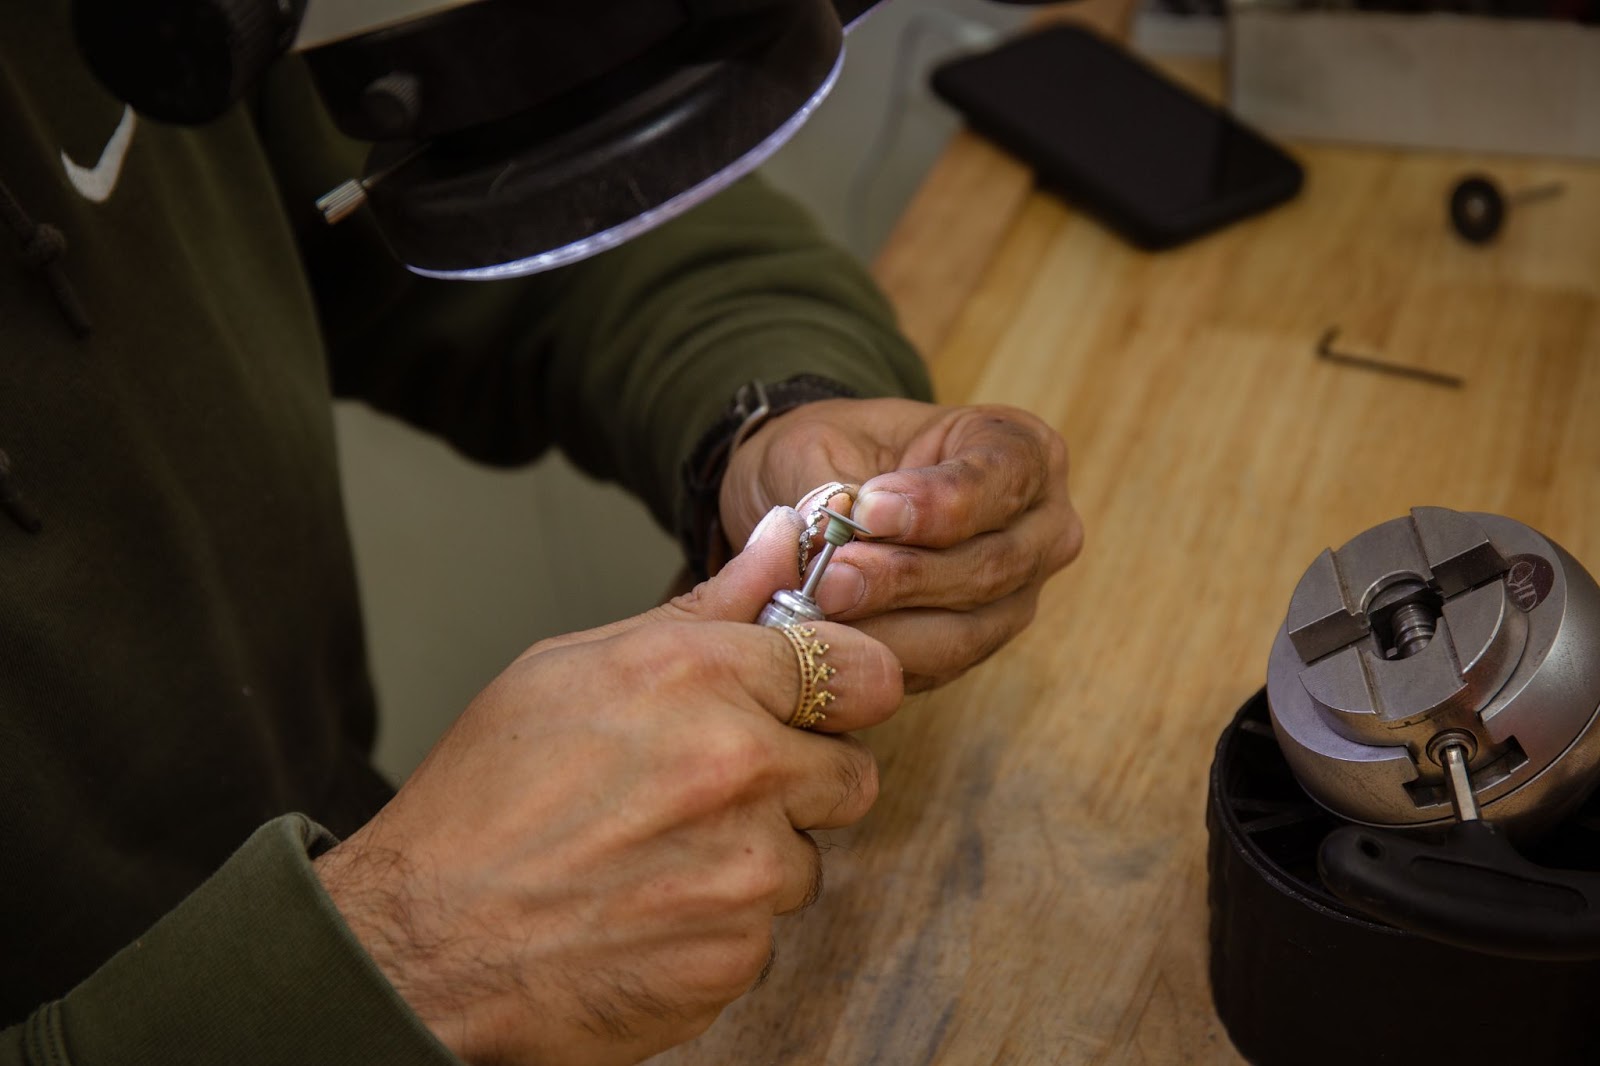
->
53, 814, 462, 1066
659, 321, 935, 539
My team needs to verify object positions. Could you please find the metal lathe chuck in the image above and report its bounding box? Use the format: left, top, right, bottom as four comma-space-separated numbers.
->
1266, 506, 1600, 835
1209, 508, 1600, 1065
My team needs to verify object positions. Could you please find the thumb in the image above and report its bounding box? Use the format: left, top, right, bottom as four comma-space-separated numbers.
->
526, 508, 804, 655
658, 506, 806, 623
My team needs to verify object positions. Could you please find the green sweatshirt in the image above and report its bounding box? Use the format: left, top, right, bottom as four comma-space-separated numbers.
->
0, 4, 931, 1062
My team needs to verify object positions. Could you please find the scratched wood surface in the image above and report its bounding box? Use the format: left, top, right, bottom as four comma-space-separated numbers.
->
652, 65, 1600, 1066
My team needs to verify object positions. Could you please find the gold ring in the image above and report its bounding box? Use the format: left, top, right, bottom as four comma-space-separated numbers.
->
778, 624, 836, 730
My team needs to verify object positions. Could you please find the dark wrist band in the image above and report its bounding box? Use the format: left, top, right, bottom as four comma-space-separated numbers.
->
679, 374, 858, 579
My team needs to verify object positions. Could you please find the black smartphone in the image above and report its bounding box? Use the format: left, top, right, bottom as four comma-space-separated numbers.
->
931, 25, 1303, 250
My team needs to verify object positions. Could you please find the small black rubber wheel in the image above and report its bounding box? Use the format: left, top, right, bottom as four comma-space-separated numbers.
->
1449, 175, 1506, 244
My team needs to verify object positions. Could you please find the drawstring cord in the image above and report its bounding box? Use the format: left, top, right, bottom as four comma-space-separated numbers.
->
0, 176, 91, 338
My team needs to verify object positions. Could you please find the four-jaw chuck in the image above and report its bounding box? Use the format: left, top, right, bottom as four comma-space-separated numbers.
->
1266, 507, 1600, 835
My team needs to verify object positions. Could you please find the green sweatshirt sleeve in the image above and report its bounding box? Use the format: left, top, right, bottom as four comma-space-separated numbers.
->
251, 58, 933, 538
0, 816, 460, 1066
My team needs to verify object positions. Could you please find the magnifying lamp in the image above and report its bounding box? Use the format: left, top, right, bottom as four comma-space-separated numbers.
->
72, 0, 885, 278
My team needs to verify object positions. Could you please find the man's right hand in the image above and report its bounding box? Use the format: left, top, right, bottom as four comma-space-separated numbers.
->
314, 509, 904, 1065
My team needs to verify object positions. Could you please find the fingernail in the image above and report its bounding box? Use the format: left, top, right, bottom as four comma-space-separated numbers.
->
855, 491, 911, 539
744, 506, 796, 549
816, 561, 866, 615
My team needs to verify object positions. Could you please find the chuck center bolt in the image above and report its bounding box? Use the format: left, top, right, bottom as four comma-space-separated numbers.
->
1389, 602, 1438, 659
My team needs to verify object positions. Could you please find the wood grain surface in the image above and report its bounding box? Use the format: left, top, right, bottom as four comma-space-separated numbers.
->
871, 0, 1137, 358
653, 60, 1600, 1066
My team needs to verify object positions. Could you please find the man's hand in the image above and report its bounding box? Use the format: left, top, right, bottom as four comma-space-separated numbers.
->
315, 512, 902, 1066
720, 398, 1083, 690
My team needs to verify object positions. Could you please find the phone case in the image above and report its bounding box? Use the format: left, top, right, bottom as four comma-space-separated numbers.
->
930, 26, 1303, 250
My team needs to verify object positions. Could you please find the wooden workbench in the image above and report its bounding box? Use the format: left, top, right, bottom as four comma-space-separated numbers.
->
654, 38, 1600, 1066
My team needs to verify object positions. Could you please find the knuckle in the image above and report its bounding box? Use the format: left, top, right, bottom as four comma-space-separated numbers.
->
664, 584, 709, 617
1025, 541, 1051, 590
853, 752, 881, 811
703, 722, 773, 780
1060, 516, 1086, 568
1010, 590, 1041, 637
944, 490, 983, 537
1001, 405, 1058, 455
628, 623, 713, 680
794, 834, 826, 913
680, 936, 774, 1006
881, 546, 930, 598
770, 415, 837, 457
1045, 428, 1071, 474
830, 740, 881, 821
726, 846, 789, 905
864, 639, 906, 709
920, 610, 1017, 689
965, 442, 1011, 483
973, 608, 1020, 665
518, 633, 563, 660
960, 452, 1034, 526
965, 404, 1025, 438
670, 1013, 722, 1049
977, 401, 1040, 429
1049, 509, 1086, 572
724, 934, 778, 994
971, 536, 1026, 603
925, 461, 983, 523
673, 723, 773, 811
971, 402, 1046, 457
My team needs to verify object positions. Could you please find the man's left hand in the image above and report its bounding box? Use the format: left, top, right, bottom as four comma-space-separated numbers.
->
720, 398, 1083, 691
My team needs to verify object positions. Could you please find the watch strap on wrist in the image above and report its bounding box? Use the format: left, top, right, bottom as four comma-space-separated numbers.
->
680, 374, 858, 579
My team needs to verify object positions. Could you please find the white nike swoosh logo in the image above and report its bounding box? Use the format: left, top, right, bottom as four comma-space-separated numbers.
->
61, 105, 137, 204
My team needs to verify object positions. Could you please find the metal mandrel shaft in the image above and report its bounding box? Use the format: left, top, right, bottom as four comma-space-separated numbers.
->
1441, 743, 1481, 822
798, 506, 875, 600
799, 542, 837, 600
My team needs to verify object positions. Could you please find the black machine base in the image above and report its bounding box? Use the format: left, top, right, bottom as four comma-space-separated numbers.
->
1207, 690, 1600, 1065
